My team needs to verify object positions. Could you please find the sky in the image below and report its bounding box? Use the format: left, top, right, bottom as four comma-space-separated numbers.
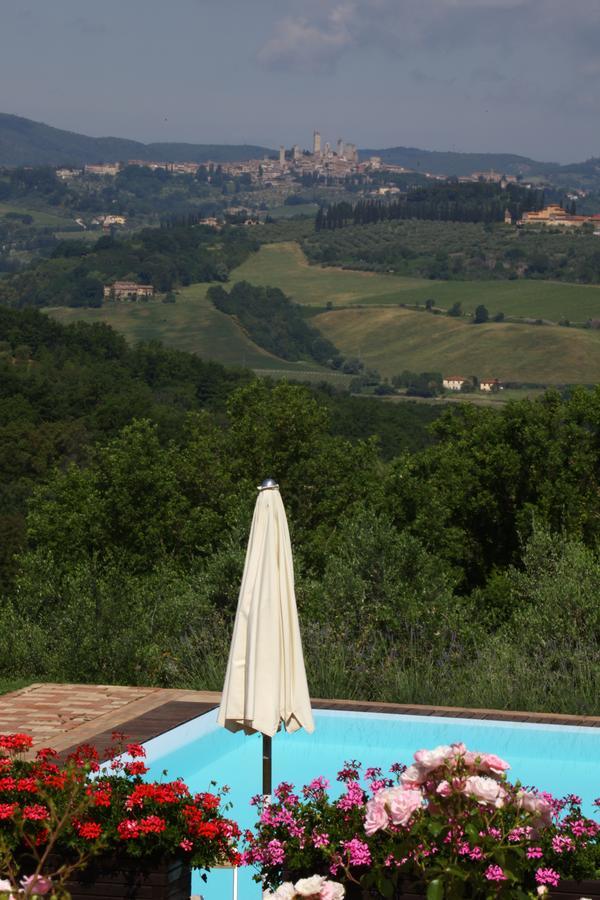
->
1, 0, 599, 163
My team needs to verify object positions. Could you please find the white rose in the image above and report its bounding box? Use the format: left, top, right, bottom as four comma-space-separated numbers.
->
272, 884, 297, 900
295, 875, 326, 896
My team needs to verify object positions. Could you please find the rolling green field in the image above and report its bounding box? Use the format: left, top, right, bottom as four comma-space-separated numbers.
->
314, 306, 600, 383
45, 240, 600, 385
237, 242, 600, 321
0, 202, 72, 228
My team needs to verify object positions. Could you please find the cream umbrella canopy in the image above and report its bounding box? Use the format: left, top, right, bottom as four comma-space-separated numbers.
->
217, 478, 314, 794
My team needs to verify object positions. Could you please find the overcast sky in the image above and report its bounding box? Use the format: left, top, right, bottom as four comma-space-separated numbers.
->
1, 0, 599, 163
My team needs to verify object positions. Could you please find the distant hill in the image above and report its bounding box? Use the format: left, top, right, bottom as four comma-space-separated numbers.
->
358, 145, 561, 177
0, 113, 274, 167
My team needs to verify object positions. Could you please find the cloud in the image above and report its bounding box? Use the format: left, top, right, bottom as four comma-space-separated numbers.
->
257, 0, 600, 76
257, 4, 359, 71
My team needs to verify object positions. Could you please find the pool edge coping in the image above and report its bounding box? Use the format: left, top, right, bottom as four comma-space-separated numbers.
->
34, 690, 600, 760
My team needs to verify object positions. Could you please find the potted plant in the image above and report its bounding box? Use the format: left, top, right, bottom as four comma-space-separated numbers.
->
0, 732, 241, 899
245, 745, 600, 899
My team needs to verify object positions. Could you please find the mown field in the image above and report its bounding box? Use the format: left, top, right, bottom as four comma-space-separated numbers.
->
46, 240, 600, 385
314, 306, 600, 383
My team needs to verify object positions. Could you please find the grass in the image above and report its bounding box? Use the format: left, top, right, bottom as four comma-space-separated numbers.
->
238, 242, 600, 321
0, 678, 29, 696
47, 283, 331, 375
314, 306, 600, 383
0, 202, 72, 228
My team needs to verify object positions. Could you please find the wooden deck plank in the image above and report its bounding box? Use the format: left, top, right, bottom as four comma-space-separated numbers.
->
59, 700, 217, 761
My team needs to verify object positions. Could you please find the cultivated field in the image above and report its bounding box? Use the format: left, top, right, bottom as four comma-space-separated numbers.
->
314, 306, 600, 383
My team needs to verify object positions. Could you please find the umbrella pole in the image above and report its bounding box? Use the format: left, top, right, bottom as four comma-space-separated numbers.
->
262, 734, 272, 796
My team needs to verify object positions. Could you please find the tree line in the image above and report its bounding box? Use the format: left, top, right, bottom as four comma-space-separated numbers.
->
315, 182, 545, 230
208, 281, 343, 368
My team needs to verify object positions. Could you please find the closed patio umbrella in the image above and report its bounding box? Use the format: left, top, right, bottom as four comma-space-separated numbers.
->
217, 478, 314, 794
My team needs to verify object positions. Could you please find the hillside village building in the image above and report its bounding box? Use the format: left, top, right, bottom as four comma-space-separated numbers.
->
443, 376, 468, 391
479, 379, 502, 392
104, 282, 154, 301
85, 163, 121, 176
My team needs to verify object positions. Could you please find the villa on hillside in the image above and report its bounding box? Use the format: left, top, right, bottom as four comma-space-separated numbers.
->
443, 376, 469, 391
520, 204, 600, 228
103, 281, 154, 301
479, 378, 502, 392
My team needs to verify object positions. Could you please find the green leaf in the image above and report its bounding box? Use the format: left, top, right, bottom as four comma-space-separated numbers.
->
427, 878, 444, 900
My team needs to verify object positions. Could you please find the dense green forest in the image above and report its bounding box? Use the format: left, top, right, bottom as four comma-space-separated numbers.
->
0, 308, 599, 714
304, 218, 600, 282
0, 222, 257, 307
208, 280, 343, 367
316, 183, 544, 229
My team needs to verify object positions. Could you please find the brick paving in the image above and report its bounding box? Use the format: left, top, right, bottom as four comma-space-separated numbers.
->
0, 683, 163, 747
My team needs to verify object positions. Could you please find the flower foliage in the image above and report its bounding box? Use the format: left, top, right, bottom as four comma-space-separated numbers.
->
245, 744, 600, 898
0, 732, 240, 894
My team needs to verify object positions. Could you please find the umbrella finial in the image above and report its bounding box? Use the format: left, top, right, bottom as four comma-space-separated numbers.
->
259, 477, 279, 491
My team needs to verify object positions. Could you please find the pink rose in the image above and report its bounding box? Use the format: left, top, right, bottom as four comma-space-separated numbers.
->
436, 780, 452, 797
364, 797, 389, 835
463, 776, 507, 808
20, 876, 53, 896
414, 745, 452, 773
319, 881, 345, 900
516, 791, 553, 825
386, 787, 423, 826
479, 753, 510, 775
271, 884, 296, 900
400, 764, 426, 787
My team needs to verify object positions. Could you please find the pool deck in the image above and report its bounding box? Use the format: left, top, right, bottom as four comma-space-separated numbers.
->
0, 683, 599, 759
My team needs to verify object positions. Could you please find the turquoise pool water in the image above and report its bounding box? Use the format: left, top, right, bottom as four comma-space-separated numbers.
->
142, 709, 600, 900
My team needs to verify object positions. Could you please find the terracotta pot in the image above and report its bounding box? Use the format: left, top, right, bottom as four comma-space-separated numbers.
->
64, 857, 191, 900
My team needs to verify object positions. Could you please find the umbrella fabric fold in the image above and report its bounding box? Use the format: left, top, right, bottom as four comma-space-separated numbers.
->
217, 485, 314, 738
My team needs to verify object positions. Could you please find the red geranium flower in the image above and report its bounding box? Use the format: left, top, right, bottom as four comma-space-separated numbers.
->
125, 761, 149, 776
77, 821, 102, 840
22, 804, 49, 821
126, 743, 146, 759
195, 792, 220, 810
0, 803, 17, 819
117, 819, 140, 840
139, 815, 166, 835
17, 777, 38, 793
0, 734, 33, 753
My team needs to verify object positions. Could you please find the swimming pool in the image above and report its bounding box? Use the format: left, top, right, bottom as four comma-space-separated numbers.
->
142, 708, 600, 900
